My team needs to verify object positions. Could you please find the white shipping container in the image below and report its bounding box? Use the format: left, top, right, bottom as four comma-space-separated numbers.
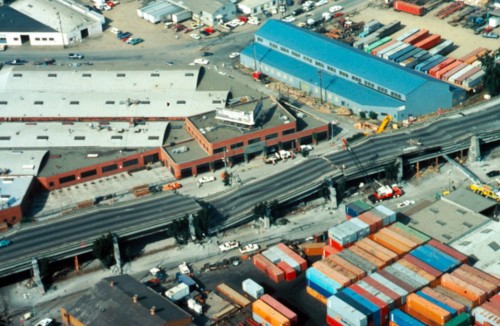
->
270, 246, 301, 271
370, 273, 408, 303
390, 263, 429, 287
357, 281, 394, 305
327, 295, 368, 326
472, 307, 500, 326
349, 218, 370, 238
374, 205, 396, 225
242, 278, 264, 299
261, 249, 281, 264
330, 223, 358, 246
165, 283, 189, 301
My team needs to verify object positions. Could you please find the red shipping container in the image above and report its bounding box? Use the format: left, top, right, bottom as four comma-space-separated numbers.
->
429, 58, 456, 77
260, 294, 298, 325
322, 245, 340, 258
357, 211, 383, 233
403, 29, 429, 45
326, 314, 343, 326
253, 254, 285, 283
327, 255, 366, 281
350, 284, 389, 325
459, 265, 500, 290
393, 0, 425, 16
328, 237, 344, 251
277, 261, 297, 281
364, 276, 403, 307
414, 34, 441, 50
403, 255, 442, 278
253, 253, 273, 273
452, 268, 496, 297
379, 269, 415, 293
428, 239, 469, 264
421, 287, 467, 314
435, 61, 463, 79
276, 243, 307, 271
490, 293, 500, 307
481, 301, 500, 317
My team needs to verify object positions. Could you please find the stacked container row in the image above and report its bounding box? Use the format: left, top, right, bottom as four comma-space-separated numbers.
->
345, 200, 373, 219
472, 292, 500, 326
252, 253, 286, 283
216, 283, 251, 307
252, 299, 291, 326
260, 294, 298, 325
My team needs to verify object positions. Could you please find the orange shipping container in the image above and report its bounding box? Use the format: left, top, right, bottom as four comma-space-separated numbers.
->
326, 255, 366, 281
407, 293, 452, 324
253, 299, 291, 326
388, 225, 425, 245
440, 273, 486, 306
216, 283, 251, 307
321, 258, 358, 283
358, 211, 383, 233
313, 261, 352, 286
378, 228, 419, 249
370, 232, 411, 255
306, 286, 327, 304
348, 245, 386, 269
433, 285, 474, 308
420, 287, 467, 314
356, 238, 398, 264
322, 245, 340, 258
398, 259, 437, 287
459, 265, 500, 290
401, 304, 442, 326
452, 268, 496, 297
299, 242, 326, 256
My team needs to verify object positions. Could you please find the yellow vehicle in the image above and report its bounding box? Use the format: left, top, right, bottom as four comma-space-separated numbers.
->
469, 184, 500, 201
376, 115, 392, 134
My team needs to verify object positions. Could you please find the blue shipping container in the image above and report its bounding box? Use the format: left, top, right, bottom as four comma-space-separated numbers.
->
306, 267, 342, 295
390, 309, 426, 326
421, 57, 446, 74
389, 45, 416, 62
395, 47, 419, 63
423, 245, 460, 268
307, 279, 335, 298
343, 288, 382, 326
177, 274, 196, 287
335, 291, 373, 324
410, 246, 458, 273
416, 291, 457, 316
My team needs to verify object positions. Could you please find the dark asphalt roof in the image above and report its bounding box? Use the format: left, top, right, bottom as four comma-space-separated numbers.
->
63, 274, 192, 326
0, 7, 56, 33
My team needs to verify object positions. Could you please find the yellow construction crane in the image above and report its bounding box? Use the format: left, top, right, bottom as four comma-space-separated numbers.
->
376, 115, 392, 134
469, 184, 500, 202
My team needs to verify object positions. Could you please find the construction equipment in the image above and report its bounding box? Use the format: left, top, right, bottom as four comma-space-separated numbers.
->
469, 184, 500, 201
376, 115, 392, 134
369, 181, 403, 203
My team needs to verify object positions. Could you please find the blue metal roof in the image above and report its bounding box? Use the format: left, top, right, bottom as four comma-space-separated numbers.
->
255, 20, 442, 95
242, 43, 404, 109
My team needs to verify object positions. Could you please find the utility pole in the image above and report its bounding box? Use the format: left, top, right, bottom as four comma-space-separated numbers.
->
317, 70, 324, 104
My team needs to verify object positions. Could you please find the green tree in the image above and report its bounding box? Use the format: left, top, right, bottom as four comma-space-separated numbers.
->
368, 111, 378, 120
221, 171, 231, 186
92, 233, 114, 268
479, 48, 500, 96
359, 111, 367, 120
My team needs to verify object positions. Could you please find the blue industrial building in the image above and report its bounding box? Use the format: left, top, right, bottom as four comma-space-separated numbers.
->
240, 20, 467, 121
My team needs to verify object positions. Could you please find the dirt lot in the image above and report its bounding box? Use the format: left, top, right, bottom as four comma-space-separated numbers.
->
350, 4, 498, 58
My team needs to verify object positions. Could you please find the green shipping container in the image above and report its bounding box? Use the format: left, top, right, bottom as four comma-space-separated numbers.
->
391, 222, 431, 243
444, 313, 471, 326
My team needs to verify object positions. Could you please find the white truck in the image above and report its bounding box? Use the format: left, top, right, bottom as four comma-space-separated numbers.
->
275, 150, 291, 160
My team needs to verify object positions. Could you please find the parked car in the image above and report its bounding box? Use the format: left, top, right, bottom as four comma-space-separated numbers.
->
0, 239, 11, 248
34, 318, 54, 326
109, 27, 121, 34
239, 244, 259, 254
68, 53, 84, 59
178, 261, 191, 274
192, 58, 209, 65
198, 175, 215, 183
165, 61, 175, 66
190, 33, 201, 40
315, 0, 328, 7
33, 58, 55, 65
292, 8, 304, 16
201, 51, 213, 57
282, 15, 296, 23
397, 200, 415, 208
482, 32, 499, 39
300, 144, 313, 152
262, 10, 272, 17
486, 170, 500, 178
219, 240, 239, 252
229, 52, 240, 59
128, 38, 144, 45
329, 5, 342, 12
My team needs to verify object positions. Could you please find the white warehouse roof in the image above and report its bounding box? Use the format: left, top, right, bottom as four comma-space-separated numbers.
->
0, 150, 48, 176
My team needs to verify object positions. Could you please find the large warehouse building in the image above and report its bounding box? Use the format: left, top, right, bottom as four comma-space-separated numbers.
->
240, 20, 467, 121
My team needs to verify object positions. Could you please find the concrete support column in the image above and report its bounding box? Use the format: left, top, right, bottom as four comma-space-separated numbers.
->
31, 257, 45, 294
327, 178, 338, 209
112, 234, 122, 274
396, 157, 404, 183
468, 135, 481, 162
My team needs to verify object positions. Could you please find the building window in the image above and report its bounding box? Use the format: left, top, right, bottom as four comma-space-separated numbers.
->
185, 73, 194, 77
280, 46, 289, 53
148, 136, 160, 140
377, 86, 388, 93
212, 100, 222, 104
42, 38, 47, 41
269, 42, 278, 49
59, 175, 76, 184
177, 100, 186, 104
339, 71, 348, 78
256, 37, 263, 42
0, 136, 11, 140
74, 136, 85, 140
327, 66, 336, 73
81, 169, 97, 178
141, 101, 150, 104
35, 38, 40, 41
265, 133, 278, 140
248, 137, 261, 144
283, 128, 295, 135
111, 136, 123, 140
48, 73, 57, 77
291, 51, 300, 58
49, 38, 54, 41
303, 56, 312, 63
351, 76, 362, 83
315, 61, 324, 68
123, 158, 139, 167
13, 74, 22, 78
102, 164, 118, 173
364, 80, 375, 88
214, 147, 226, 154
231, 142, 244, 149
0, 101, 7, 105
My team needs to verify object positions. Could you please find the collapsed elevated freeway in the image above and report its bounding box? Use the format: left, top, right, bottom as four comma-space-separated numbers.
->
0, 97, 499, 278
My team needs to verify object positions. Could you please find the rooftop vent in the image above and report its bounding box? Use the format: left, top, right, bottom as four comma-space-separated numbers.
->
488, 241, 499, 251
442, 234, 452, 240
150, 306, 156, 316
133, 294, 138, 303
436, 220, 446, 226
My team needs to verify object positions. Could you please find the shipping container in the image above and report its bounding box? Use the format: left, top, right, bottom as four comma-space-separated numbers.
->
471, 306, 500, 326
342, 287, 382, 326
242, 278, 264, 299
321, 258, 359, 283
379, 269, 416, 293
379, 228, 419, 249
390, 309, 426, 326
414, 34, 441, 50
388, 263, 429, 289
388, 44, 416, 62
415, 55, 444, 73
449, 64, 478, 84
409, 245, 460, 273
454, 66, 481, 85
440, 273, 486, 307
403, 254, 442, 278
262, 248, 282, 264
356, 280, 395, 308
383, 43, 411, 60
429, 40, 454, 56
420, 56, 447, 74
353, 33, 381, 50
394, 46, 420, 63
406, 293, 452, 325
216, 283, 251, 307
444, 313, 471, 326
371, 40, 397, 56
435, 61, 463, 79
306, 267, 343, 296
416, 291, 458, 316
313, 261, 352, 287
463, 49, 489, 65
405, 53, 432, 69
442, 63, 468, 81
403, 29, 430, 45
357, 211, 383, 233
343, 219, 367, 241
481, 301, 500, 316
252, 299, 291, 326
350, 218, 371, 239
371, 273, 409, 304
397, 28, 420, 42
307, 278, 333, 298
429, 58, 456, 77
377, 21, 402, 38
322, 245, 340, 258
165, 283, 189, 301
327, 254, 367, 280
327, 294, 368, 326
363, 276, 403, 307
253, 253, 274, 273
277, 261, 297, 281
260, 294, 298, 325
356, 238, 398, 264
458, 47, 489, 63
398, 259, 438, 287
390, 222, 430, 244
306, 285, 327, 304
270, 246, 301, 272
328, 223, 357, 249
326, 314, 343, 326
434, 285, 474, 310
351, 284, 390, 325
377, 41, 404, 58
393, 0, 425, 16
335, 291, 374, 325
456, 265, 500, 289
338, 249, 378, 274
345, 200, 373, 218
402, 304, 443, 326
365, 37, 392, 54
421, 287, 467, 314
462, 70, 485, 88
276, 243, 307, 271
374, 205, 397, 225
452, 268, 497, 297
489, 293, 500, 306
177, 273, 197, 289
299, 242, 325, 257
349, 245, 387, 270
370, 232, 411, 256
